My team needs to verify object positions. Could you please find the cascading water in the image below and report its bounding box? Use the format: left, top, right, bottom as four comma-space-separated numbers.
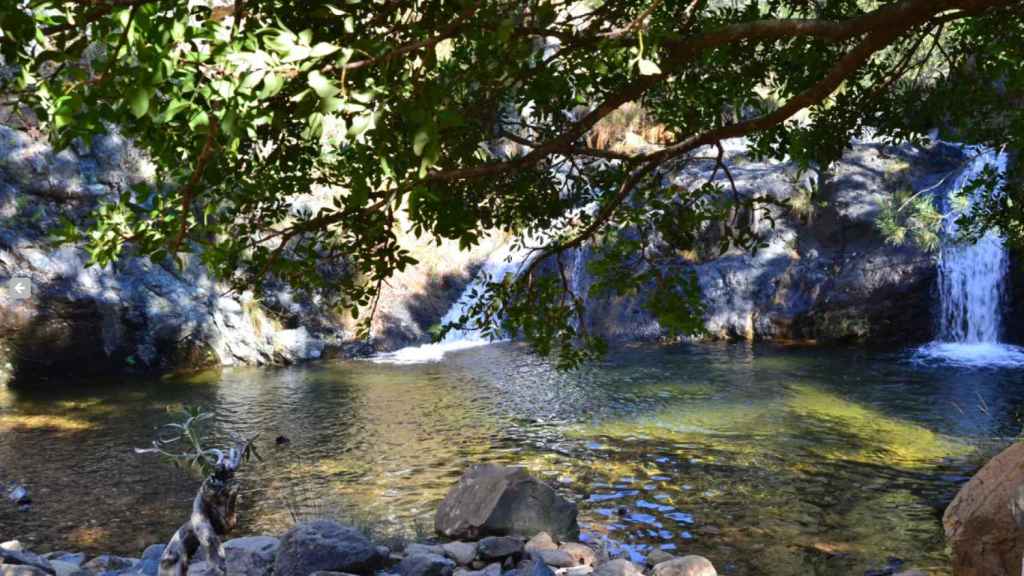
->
916, 147, 1024, 367
370, 243, 531, 364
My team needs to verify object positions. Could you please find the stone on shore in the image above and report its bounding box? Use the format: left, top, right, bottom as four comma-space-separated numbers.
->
435, 465, 579, 540
273, 521, 384, 576
943, 441, 1024, 576
556, 544, 595, 568
0, 548, 55, 575
81, 555, 136, 575
441, 542, 477, 566
406, 544, 446, 558
0, 567, 50, 576
398, 554, 456, 576
533, 550, 575, 569
524, 533, 558, 554
0, 543, 24, 553
42, 555, 84, 569
651, 556, 717, 576
476, 537, 523, 561
593, 559, 642, 576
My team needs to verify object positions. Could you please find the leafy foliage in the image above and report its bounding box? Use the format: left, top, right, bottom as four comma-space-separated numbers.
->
1, 0, 1022, 365
876, 189, 943, 252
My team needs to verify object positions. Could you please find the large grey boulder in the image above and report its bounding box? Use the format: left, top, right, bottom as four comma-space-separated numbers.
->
273, 521, 384, 576
435, 465, 579, 541
398, 554, 455, 576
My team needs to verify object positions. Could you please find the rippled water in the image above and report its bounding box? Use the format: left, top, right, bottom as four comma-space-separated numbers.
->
2, 342, 1022, 575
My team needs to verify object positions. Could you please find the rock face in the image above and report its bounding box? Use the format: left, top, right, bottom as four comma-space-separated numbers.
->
943, 442, 1024, 576
435, 464, 580, 541
272, 521, 384, 576
570, 139, 970, 345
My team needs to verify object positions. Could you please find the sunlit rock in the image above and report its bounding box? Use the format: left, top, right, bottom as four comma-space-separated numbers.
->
944, 442, 1024, 576
435, 465, 579, 541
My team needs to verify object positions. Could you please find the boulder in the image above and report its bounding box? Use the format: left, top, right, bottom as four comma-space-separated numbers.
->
524, 534, 558, 554
943, 442, 1024, 576
651, 556, 717, 576
556, 544, 595, 568
222, 536, 280, 576
441, 542, 477, 566
533, 550, 574, 569
593, 560, 642, 576
273, 521, 384, 576
0, 549, 54, 575
435, 465, 579, 541
477, 537, 523, 561
398, 554, 455, 576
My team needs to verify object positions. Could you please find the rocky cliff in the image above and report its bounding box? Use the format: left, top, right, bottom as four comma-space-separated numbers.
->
0, 125, 980, 384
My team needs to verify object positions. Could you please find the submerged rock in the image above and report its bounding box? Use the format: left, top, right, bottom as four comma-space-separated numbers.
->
273, 521, 383, 576
435, 465, 579, 541
944, 442, 1024, 576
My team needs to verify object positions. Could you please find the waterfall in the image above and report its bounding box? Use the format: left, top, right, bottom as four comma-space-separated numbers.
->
917, 147, 1024, 367
370, 243, 531, 364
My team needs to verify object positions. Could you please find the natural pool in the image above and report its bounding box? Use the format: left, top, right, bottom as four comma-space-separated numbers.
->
1, 342, 1021, 575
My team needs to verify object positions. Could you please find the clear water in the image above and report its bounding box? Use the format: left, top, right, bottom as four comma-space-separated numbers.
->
1, 342, 1021, 576
918, 147, 1024, 367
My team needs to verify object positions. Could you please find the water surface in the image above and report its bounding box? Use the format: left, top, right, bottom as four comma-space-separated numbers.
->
1, 342, 1021, 576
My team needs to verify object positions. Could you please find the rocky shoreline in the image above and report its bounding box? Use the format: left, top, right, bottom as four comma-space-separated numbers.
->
1, 464, 932, 576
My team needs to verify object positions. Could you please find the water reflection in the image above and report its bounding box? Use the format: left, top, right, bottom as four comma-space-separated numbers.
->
1, 342, 1021, 576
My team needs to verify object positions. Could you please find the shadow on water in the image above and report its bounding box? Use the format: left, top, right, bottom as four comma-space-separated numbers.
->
2, 341, 1023, 576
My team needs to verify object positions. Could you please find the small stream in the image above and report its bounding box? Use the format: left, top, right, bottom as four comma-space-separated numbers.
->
2, 342, 1021, 575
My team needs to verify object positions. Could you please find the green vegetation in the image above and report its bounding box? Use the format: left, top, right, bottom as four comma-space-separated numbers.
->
876, 189, 943, 252
1, 0, 1022, 365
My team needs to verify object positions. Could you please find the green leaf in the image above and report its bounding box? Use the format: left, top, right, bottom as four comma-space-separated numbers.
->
260, 73, 285, 98
307, 70, 339, 98
128, 88, 150, 118
189, 110, 210, 129
311, 42, 340, 58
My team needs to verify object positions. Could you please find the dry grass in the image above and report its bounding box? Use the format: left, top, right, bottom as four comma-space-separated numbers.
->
585, 102, 674, 153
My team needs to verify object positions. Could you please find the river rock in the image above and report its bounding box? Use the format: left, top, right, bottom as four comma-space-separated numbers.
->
442, 542, 478, 566
532, 550, 574, 569
221, 536, 280, 576
273, 521, 384, 576
47, 561, 80, 576
524, 534, 558, 554
435, 465, 579, 541
398, 554, 456, 576
81, 555, 136, 575
0, 542, 24, 552
645, 550, 676, 567
477, 537, 523, 561
0, 548, 54, 575
651, 556, 716, 576
406, 544, 447, 558
593, 559, 642, 576
553, 567, 592, 576
0, 567, 50, 576
140, 545, 164, 564
42, 555, 84, 569
943, 442, 1024, 576
556, 544, 594, 568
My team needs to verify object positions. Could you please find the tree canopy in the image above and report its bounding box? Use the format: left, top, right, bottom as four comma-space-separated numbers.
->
1, 0, 1022, 365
